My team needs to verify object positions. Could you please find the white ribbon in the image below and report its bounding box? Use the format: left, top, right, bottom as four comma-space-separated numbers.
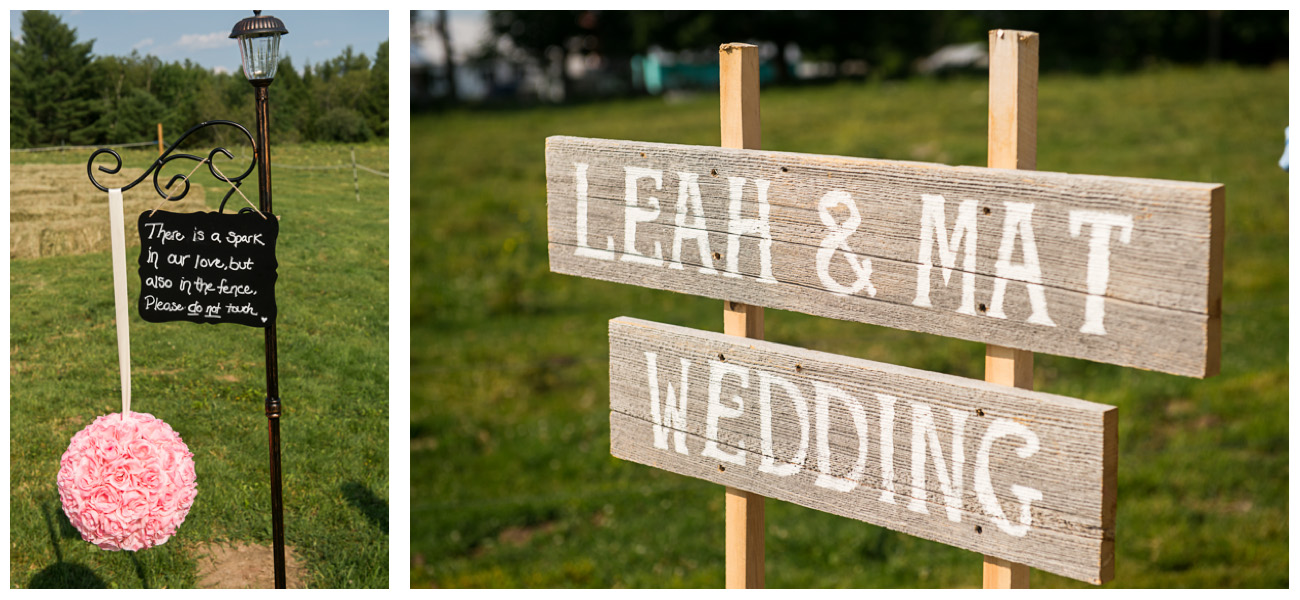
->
108, 188, 131, 413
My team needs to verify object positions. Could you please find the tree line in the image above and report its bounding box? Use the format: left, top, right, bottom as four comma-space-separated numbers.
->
427, 10, 1286, 104
10, 10, 389, 149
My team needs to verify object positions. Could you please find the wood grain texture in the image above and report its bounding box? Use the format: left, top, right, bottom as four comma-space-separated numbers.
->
608, 317, 1116, 584
724, 486, 764, 588
547, 135, 1223, 377
984, 554, 1030, 588
720, 41, 765, 590
985, 345, 1034, 389
988, 30, 1038, 172
719, 43, 761, 151
984, 28, 1039, 589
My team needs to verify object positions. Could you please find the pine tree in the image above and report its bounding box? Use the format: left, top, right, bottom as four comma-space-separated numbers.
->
10, 10, 104, 147
367, 41, 389, 138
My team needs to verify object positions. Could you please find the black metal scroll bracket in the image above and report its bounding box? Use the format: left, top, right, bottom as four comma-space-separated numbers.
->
85, 118, 284, 587
87, 119, 258, 214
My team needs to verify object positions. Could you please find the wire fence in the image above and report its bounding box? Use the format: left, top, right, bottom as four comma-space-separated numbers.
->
10, 140, 390, 178
279, 162, 389, 177
11, 140, 157, 153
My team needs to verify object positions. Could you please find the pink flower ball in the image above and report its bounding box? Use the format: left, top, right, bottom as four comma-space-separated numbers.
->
57, 411, 197, 552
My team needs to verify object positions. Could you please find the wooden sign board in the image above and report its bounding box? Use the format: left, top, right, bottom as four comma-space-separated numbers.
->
609, 317, 1117, 584
137, 210, 278, 327
548, 136, 1224, 378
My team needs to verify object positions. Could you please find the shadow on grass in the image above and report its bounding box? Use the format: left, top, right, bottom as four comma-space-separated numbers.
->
29, 500, 107, 589
131, 554, 152, 588
340, 481, 388, 533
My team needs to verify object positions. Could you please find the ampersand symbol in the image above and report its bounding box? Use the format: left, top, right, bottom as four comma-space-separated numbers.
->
816, 190, 877, 297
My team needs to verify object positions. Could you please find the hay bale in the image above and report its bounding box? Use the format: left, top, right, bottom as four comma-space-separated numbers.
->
10, 164, 207, 259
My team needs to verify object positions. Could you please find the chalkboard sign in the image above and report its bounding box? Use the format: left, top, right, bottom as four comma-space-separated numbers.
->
137, 210, 278, 327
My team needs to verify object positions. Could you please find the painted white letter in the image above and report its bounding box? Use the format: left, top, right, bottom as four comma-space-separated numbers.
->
813, 381, 871, 492
574, 162, 616, 260
621, 166, 664, 266
758, 371, 809, 476
988, 201, 1056, 326
975, 418, 1043, 537
644, 352, 690, 455
724, 177, 778, 283
1069, 210, 1134, 335
669, 171, 718, 274
907, 402, 968, 522
816, 190, 878, 297
877, 393, 898, 504
702, 360, 749, 465
914, 194, 978, 315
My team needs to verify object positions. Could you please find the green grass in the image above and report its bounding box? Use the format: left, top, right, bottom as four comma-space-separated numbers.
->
10, 142, 390, 588
411, 64, 1288, 588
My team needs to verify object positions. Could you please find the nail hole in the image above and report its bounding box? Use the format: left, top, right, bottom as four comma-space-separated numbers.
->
795, 364, 803, 373
976, 408, 985, 417
713, 251, 722, 261
718, 464, 726, 473
710, 168, 718, 177
640, 152, 646, 158
982, 206, 991, 215
978, 303, 987, 313
975, 525, 983, 534
780, 166, 789, 173
718, 353, 726, 361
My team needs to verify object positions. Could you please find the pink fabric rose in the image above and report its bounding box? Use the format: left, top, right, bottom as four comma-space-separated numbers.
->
72, 455, 101, 492
56, 461, 75, 489
88, 485, 122, 514
177, 487, 197, 512
105, 458, 142, 491
112, 417, 139, 444
99, 513, 127, 540
58, 411, 197, 552
176, 458, 197, 487
153, 489, 178, 514
127, 438, 157, 462
135, 465, 164, 495
118, 489, 150, 522
94, 436, 123, 462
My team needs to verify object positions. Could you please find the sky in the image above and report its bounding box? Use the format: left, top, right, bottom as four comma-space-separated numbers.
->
9, 10, 390, 75
410, 10, 488, 66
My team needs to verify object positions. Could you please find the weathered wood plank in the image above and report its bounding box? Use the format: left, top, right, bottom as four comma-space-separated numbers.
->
608, 317, 1116, 584
547, 135, 1223, 377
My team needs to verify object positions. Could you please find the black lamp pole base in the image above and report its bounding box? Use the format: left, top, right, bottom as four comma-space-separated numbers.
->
253, 78, 287, 590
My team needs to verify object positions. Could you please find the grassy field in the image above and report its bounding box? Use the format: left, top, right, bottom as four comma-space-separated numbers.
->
10, 143, 390, 588
411, 64, 1288, 588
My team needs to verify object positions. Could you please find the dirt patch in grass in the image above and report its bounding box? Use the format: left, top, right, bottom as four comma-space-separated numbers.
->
194, 541, 306, 589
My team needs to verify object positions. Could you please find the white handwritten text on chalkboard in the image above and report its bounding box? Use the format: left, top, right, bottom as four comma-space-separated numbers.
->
137, 211, 278, 327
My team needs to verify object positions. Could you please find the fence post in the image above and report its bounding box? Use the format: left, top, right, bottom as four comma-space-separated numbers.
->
158, 123, 164, 156
983, 28, 1039, 589
719, 41, 765, 590
352, 147, 361, 202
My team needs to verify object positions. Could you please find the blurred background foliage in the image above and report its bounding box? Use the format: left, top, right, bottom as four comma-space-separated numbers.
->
413, 10, 1286, 107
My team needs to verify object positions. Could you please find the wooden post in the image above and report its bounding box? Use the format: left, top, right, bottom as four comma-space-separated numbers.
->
983, 28, 1038, 590
157, 123, 164, 156
351, 147, 361, 202
719, 42, 764, 590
